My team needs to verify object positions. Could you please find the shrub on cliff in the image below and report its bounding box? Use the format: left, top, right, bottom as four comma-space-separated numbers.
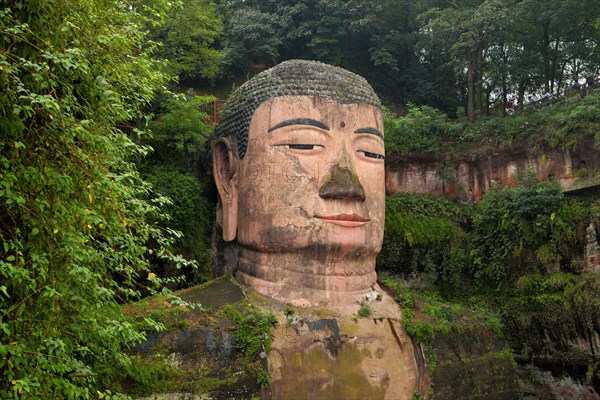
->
381, 175, 590, 293
469, 175, 587, 288
141, 94, 217, 286
379, 193, 471, 292
384, 104, 462, 155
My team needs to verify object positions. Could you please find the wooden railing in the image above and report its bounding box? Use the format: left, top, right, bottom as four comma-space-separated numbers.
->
198, 99, 226, 125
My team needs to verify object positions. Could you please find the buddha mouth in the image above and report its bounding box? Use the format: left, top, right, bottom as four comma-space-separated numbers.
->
314, 213, 370, 227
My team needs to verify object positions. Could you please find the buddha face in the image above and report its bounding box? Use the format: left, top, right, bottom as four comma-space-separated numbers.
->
216, 95, 385, 265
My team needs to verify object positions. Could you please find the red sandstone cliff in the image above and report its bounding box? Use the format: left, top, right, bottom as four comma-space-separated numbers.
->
385, 134, 600, 201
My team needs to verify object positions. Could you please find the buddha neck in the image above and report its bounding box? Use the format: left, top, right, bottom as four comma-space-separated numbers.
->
235, 246, 378, 308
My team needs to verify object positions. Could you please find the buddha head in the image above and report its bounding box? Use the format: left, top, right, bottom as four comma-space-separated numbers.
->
212, 60, 385, 306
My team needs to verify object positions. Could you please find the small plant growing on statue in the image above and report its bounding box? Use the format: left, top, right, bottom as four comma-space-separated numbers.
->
219, 304, 277, 359
283, 305, 302, 325
353, 294, 376, 321
257, 366, 272, 389
354, 299, 373, 321
284, 306, 295, 318
357, 303, 372, 318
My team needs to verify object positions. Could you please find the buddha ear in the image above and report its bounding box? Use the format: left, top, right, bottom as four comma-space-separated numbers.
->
212, 138, 238, 241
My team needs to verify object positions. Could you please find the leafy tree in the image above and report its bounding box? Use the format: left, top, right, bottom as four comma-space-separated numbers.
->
142, 95, 216, 285
146, 170, 214, 285
418, 0, 509, 121
384, 104, 462, 154
148, 0, 224, 82
218, 0, 456, 111
145, 95, 214, 173
0, 1, 191, 397
216, 0, 600, 116
220, 6, 282, 75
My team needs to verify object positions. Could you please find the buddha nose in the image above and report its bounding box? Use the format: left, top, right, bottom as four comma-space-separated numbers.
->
318, 162, 366, 202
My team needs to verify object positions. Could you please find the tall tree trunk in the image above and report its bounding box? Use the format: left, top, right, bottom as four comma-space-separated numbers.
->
550, 38, 560, 93
476, 45, 484, 116
542, 20, 551, 93
467, 49, 476, 122
501, 44, 508, 116
518, 81, 526, 112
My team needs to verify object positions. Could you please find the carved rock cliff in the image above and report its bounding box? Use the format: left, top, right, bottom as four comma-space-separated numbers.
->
385, 134, 600, 201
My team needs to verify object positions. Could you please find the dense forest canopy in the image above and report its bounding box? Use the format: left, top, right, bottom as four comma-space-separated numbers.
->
206, 0, 600, 119
2, 0, 600, 398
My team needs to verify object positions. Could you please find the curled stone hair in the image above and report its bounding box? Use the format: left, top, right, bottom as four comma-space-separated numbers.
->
214, 59, 381, 159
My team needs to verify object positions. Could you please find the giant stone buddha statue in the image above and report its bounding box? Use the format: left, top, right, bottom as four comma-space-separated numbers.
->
212, 59, 386, 307
212, 60, 426, 399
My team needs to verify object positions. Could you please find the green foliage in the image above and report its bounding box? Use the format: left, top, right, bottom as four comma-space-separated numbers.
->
469, 174, 583, 287
355, 303, 372, 320
383, 276, 502, 343
148, 0, 223, 81
122, 355, 182, 397
146, 170, 214, 285
142, 94, 216, 286
145, 94, 214, 172
123, 292, 199, 332
382, 274, 505, 381
218, 0, 600, 116
499, 272, 599, 364
402, 309, 434, 345
546, 92, 600, 148
565, 274, 600, 334
219, 304, 277, 360
382, 173, 591, 294
0, 1, 192, 397
379, 192, 471, 291
256, 367, 272, 389
218, 0, 460, 112
384, 104, 461, 154
221, 7, 283, 74
383, 92, 600, 158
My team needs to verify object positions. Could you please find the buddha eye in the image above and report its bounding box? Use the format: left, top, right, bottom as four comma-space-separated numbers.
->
285, 144, 323, 150
357, 150, 385, 160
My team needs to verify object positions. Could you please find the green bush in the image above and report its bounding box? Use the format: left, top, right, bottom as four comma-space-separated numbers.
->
145, 95, 214, 174
382, 175, 591, 292
219, 304, 277, 360
499, 272, 599, 364
141, 94, 217, 286
384, 104, 462, 154
383, 91, 600, 157
379, 193, 471, 292
146, 170, 214, 285
469, 174, 582, 287
0, 1, 190, 397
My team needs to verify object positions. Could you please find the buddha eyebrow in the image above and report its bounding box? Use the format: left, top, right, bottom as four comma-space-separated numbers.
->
268, 118, 330, 133
354, 127, 383, 139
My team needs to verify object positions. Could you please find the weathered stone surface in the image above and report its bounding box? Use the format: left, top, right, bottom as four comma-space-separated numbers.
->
125, 277, 261, 399
212, 61, 387, 307
127, 276, 428, 399
385, 134, 600, 201
225, 96, 386, 306
517, 365, 600, 400
430, 327, 520, 400
211, 202, 238, 277
259, 287, 428, 400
